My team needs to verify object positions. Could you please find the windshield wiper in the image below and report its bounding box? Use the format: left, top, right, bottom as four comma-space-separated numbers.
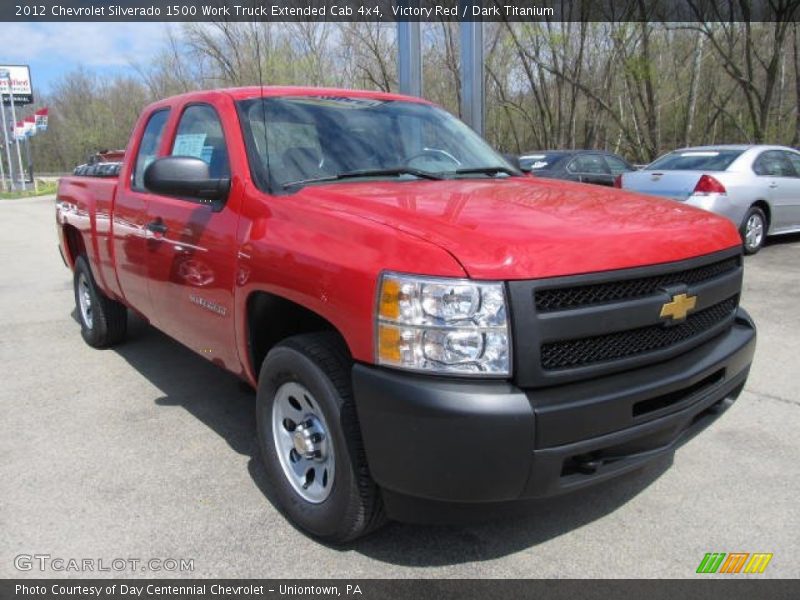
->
282, 167, 444, 189
454, 166, 518, 177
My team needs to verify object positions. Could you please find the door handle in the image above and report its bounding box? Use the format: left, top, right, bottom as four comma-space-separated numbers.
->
145, 220, 168, 237
768, 182, 778, 189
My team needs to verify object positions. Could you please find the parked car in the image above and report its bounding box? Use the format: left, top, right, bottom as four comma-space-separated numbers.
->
618, 144, 800, 254
515, 150, 636, 186
56, 87, 755, 541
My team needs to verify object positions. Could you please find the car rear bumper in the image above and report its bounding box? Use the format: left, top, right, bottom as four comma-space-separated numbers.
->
684, 194, 748, 228
352, 308, 755, 518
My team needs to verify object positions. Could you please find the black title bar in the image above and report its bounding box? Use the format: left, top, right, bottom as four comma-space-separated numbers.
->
4, 0, 800, 22
2, 579, 800, 600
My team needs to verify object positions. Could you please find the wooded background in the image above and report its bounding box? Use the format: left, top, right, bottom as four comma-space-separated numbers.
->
28, 12, 800, 171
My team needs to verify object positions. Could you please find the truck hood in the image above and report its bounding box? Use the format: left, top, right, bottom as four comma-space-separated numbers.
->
299, 177, 740, 280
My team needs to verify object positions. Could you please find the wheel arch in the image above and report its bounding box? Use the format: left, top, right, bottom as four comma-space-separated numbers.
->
750, 200, 772, 233
62, 224, 87, 268
244, 290, 351, 384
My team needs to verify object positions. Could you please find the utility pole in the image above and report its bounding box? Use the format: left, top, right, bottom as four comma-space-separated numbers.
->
0, 86, 14, 192
0, 137, 6, 192
459, 2, 484, 136
397, 16, 422, 97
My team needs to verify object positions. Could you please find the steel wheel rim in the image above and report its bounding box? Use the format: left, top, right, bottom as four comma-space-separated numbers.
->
78, 273, 93, 329
271, 381, 335, 504
745, 214, 764, 251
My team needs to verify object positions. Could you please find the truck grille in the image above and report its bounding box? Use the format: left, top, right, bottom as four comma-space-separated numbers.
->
535, 256, 739, 312
507, 249, 743, 387
540, 296, 738, 370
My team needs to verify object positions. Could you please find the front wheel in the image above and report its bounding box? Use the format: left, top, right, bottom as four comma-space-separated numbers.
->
740, 206, 767, 255
256, 333, 385, 542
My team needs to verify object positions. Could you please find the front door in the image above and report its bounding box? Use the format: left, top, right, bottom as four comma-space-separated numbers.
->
779, 150, 800, 230
144, 102, 241, 371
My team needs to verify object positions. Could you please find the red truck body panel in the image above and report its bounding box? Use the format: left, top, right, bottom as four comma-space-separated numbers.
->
56, 86, 742, 387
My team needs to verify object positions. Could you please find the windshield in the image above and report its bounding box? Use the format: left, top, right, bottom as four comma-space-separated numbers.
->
237, 96, 515, 189
518, 153, 568, 171
646, 149, 743, 171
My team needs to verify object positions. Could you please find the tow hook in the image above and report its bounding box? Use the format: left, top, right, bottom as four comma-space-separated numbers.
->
573, 453, 603, 474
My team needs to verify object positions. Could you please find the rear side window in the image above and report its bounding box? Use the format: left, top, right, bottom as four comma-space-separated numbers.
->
171, 104, 230, 179
568, 154, 610, 174
647, 150, 743, 171
604, 155, 633, 175
754, 150, 797, 177
519, 153, 567, 171
782, 151, 800, 178
132, 109, 169, 191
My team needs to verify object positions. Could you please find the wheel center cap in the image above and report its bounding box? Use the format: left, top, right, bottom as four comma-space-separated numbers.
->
292, 421, 322, 459
293, 431, 309, 455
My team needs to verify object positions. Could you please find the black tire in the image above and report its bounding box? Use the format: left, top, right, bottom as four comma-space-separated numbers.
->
256, 332, 386, 542
740, 206, 767, 255
73, 256, 128, 348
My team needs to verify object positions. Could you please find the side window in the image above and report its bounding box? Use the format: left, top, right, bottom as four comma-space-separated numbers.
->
753, 150, 793, 177
780, 151, 800, 178
569, 155, 609, 174
604, 155, 633, 175
171, 105, 230, 179
132, 109, 169, 191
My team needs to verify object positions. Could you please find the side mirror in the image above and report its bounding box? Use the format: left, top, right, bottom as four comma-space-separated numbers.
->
144, 156, 230, 202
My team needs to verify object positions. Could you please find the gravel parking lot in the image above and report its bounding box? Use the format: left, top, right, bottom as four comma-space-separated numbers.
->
1, 195, 798, 578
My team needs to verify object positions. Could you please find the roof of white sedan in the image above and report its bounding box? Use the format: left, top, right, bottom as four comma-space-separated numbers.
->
673, 144, 793, 152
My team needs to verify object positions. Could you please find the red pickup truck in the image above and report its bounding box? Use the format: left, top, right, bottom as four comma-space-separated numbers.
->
56, 87, 756, 541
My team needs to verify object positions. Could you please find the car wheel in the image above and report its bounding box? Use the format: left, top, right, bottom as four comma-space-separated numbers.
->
73, 256, 128, 347
256, 332, 386, 542
740, 207, 767, 255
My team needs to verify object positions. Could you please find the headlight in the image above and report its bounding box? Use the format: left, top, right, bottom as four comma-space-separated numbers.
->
375, 273, 511, 376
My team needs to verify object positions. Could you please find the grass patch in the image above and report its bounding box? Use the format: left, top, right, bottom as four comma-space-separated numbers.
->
0, 180, 58, 199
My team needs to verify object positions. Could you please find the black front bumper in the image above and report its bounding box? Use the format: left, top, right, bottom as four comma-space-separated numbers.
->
352, 308, 755, 517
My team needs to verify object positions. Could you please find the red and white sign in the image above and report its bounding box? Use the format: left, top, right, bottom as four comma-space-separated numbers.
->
35, 108, 48, 131
0, 65, 33, 105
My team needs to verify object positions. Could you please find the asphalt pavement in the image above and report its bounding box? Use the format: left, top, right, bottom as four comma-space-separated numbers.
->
1, 195, 798, 578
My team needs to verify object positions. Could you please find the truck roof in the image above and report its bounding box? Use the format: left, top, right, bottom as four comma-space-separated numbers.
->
144, 86, 432, 111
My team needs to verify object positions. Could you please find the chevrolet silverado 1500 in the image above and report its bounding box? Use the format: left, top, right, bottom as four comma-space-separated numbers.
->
56, 87, 756, 541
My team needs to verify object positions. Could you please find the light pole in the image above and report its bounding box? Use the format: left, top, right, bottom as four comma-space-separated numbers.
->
0, 69, 26, 191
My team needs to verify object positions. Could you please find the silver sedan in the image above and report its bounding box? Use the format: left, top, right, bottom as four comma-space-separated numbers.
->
619, 144, 800, 254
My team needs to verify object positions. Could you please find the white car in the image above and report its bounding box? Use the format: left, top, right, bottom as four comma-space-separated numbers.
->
618, 145, 800, 254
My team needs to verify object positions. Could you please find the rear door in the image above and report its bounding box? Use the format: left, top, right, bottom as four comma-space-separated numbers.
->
752, 150, 797, 231
113, 107, 171, 316
566, 154, 614, 186
143, 99, 242, 371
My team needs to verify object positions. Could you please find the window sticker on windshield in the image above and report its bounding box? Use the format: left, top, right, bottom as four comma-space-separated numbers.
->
173, 133, 207, 159
680, 152, 719, 157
